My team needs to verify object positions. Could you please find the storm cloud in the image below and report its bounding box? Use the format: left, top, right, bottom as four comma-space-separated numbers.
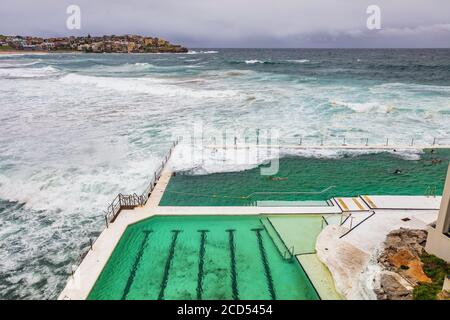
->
1, 0, 449, 47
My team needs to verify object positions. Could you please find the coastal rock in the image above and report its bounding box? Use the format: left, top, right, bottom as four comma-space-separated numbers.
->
316, 225, 373, 299
317, 226, 433, 300
376, 228, 431, 299
376, 271, 414, 300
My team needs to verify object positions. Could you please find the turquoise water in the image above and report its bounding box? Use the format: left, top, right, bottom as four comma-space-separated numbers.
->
88, 215, 319, 300
160, 150, 450, 206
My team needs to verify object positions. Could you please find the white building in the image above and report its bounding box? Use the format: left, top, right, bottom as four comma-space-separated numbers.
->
425, 164, 450, 262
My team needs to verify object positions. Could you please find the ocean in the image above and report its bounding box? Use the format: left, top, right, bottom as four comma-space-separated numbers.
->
0, 49, 449, 299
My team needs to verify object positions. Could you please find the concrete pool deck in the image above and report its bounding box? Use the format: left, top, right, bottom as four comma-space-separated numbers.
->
316, 208, 439, 299
59, 154, 445, 300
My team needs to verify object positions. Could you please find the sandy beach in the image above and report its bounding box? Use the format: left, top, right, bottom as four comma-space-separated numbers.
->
0, 50, 50, 55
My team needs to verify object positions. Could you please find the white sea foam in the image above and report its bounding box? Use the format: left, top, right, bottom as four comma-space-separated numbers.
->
59, 73, 237, 98
286, 59, 310, 63
0, 60, 42, 68
187, 50, 218, 54
330, 100, 396, 114
74, 62, 155, 74
133, 62, 154, 68
0, 66, 61, 78
245, 59, 264, 64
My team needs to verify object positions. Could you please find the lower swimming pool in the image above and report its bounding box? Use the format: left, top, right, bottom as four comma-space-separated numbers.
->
87, 215, 319, 300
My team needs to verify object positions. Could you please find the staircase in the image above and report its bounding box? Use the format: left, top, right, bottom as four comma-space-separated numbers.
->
104, 140, 179, 224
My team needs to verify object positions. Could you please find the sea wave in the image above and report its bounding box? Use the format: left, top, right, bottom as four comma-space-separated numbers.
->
81, 62, 156, 73
59, 73, 237, 98
235, 59, 310, 65
0, 60, 42, 68
330, 100, 396, 114
187, 50, 218, 54
245, 59, 265, 64
285, 59, 310, 63
0, 66, 62, 79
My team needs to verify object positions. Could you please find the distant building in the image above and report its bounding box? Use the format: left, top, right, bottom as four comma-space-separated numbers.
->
0, 34, 187, 53
144, 38, 153, 46
157, 38, 168, 46
22, 44, 37, 51
127, 42, 136, 53
426, 164, 450, 262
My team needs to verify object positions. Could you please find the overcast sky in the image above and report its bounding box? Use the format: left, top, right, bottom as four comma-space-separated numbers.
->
1, 0, 449, 48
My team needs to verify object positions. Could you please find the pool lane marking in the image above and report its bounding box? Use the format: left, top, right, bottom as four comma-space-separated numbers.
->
196, 230, 209, 300
352, 198, 365, 210
121, 230, 152, 300
252, 228, 276, 300
363, 196, 377, 208
337, 198, 349, 211
158, 230, 181, 300
226, 229, 239, 300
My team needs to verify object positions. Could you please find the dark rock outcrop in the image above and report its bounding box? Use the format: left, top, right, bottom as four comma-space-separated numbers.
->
375, 228, 431, 300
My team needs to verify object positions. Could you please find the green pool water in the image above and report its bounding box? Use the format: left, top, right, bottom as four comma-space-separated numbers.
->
268, 215, 328, 255
159, 149, 450, 206
88, 215, 319, 300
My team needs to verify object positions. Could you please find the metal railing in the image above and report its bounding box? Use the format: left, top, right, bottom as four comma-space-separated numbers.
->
104, 139, 179, 225
339, 211, 376, 239
206, 135, 450, 151
275, 135, 450, 148
425, 185, 437, 198
63, 140, 180, 289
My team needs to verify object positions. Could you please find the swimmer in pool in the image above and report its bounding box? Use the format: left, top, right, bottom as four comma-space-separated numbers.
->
269, 177, 288, 181
431, 158, 442, 165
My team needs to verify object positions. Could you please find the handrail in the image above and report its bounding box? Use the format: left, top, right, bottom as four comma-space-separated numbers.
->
339, 211, 376, 239
223, 135, 450, 149
340, 213, 352, 226
425, 185, 437, 198
66, 140, 180, 283
277, 136, 449, 148
104, 139, 179, 225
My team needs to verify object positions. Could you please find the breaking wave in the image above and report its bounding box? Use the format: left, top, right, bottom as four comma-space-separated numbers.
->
330, 100, 396, 114
187, 50, 218, 54
0, 66, 62, 79
59, 73, 237, 98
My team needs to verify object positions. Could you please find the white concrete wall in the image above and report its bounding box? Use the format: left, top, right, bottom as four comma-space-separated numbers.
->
425, 227, 450, 262
425, 164, 450, 262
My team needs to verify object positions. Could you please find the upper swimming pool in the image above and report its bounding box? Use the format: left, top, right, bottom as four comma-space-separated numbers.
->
88, 215, 319, 300
159, 150, 450, 206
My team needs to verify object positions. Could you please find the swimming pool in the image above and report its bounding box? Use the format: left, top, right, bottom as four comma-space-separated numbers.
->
88, 215, 319, 300
159, 150, 450, 206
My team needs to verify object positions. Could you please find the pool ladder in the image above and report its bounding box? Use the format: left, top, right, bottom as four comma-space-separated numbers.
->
282, 246, 295, 261
425, 185, 437, 198
260, 218, 294, 262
